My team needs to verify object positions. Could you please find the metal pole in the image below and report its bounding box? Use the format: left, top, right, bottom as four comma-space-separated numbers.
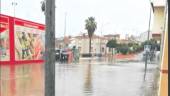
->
100, 23, 103, 56
147, 1, 152, 40
144, 52, 148, 80
64, 12, 67, 37
144, 0, 152, 80
64, 12, 67, 47
12, 1, 17, 17
45, 0, 55, 95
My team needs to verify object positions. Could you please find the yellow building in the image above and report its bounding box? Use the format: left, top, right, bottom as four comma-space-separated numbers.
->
151, 0, 168, 96
150, 1, 168, 95
158, 0, 168, 95
151, 0, 166, 43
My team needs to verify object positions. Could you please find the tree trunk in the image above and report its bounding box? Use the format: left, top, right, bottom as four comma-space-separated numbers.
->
112, 48, 113, 56
45, 0, 55, 96
89, 37, 91, 56
112, 48, 113, 62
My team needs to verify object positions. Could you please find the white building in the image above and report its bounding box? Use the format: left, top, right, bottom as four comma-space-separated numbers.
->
135, 31, 148, 43
70, 33, 108, 56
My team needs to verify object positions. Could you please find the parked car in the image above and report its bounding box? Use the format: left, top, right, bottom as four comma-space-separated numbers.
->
55, 49, 61, 61
60, 49, 68, 61
60, 48, 73, 62
55, 48, 73, 62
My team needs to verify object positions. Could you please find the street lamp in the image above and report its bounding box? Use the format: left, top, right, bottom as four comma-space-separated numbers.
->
64, 12, 67, 47
100, 22, 110, 56
147, 0, 154, 40
144, 0, 154, 80
41, 0, 46, 14
12, 1, 17, 17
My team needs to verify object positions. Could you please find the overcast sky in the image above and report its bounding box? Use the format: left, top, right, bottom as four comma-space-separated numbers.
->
1, 0, 155, 38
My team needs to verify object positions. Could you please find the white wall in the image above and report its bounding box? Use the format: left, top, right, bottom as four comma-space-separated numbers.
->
152, 7, 165, 34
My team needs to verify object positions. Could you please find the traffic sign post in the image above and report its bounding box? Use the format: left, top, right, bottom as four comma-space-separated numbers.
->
144, 44, 151, 80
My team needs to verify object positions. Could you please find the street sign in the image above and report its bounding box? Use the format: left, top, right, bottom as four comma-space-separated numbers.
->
144, 45, 151, 52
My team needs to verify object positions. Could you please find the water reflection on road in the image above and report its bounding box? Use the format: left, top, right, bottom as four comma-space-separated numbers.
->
0, 57, 158, 96
0, 63, 44, 96
55, 58, 158, 96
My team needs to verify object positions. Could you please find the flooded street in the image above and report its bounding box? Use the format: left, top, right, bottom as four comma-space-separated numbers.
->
0, 58, 158, 96
0, 63, 44, 96
56, 58, 158, 96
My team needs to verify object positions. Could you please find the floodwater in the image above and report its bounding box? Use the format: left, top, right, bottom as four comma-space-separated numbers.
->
0, 58, 158, 96
0, 63, 44, 96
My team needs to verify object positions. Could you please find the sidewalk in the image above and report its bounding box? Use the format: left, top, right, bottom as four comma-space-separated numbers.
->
113, 54, 135, 59
79, 52, 144, 63
112, 52, 145, 62
113, 53, 138, 61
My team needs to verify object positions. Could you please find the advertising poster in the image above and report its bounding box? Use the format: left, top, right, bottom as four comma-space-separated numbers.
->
14, 19, 45, 60
0, 15, 10, 61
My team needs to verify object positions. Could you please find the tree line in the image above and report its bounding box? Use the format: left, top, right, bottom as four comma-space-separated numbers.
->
106, 39, 160, 55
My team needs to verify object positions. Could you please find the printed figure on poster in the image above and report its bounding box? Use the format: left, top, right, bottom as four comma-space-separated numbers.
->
14, 21, 45, 60
0, 18, 10, 61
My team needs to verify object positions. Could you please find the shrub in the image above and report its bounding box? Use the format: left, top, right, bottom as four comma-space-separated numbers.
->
116, 46, 129, 55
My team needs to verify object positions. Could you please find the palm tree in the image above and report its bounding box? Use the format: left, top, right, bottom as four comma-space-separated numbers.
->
85, 17, 97, 56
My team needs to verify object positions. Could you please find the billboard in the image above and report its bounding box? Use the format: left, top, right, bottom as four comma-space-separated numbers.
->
14, 19, 45, 60
0, 15, 10, 61
0, 14, 45, 64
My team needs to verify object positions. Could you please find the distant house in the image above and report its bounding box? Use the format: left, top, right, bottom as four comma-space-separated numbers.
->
117, 39, 130, 44
55, 37, 64, 49
71, 33, 108, 56
104, 34, 120, 40
135, 31, 148, 43
63, 36, 71, 46
56, 33, 132, 56
55, 36, 72, 49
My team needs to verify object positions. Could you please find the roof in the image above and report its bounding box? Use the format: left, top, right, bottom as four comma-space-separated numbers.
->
104, 34, 120, 37
75, 34, 108, 40
153, 0, 166, 7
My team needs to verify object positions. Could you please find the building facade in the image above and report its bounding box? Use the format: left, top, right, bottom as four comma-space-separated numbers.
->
71, 34, 108, 56
134, 32, 146, 43
55, 33, 139, 56
151, 0, 166, 43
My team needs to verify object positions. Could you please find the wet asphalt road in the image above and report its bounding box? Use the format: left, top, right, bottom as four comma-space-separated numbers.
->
55, 58, 158, 96
0, 56, 159, 96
